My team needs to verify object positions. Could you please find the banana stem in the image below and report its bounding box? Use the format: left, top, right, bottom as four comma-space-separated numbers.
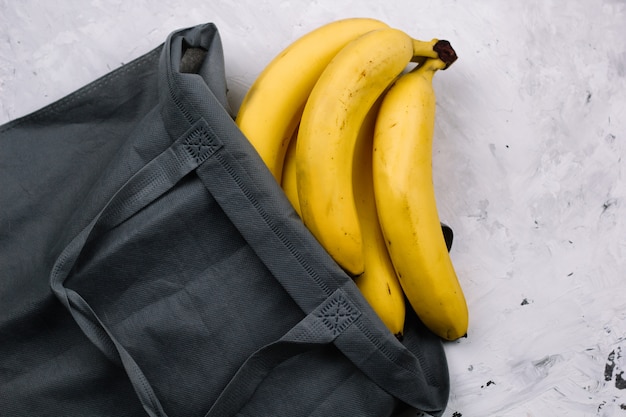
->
410, 38, 458, 69
433, 40, 458, 69
410, 38, 439, 63
407, 56, 447, 80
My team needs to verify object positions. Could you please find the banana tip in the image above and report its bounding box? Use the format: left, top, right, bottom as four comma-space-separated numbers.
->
433, 40, 458, 69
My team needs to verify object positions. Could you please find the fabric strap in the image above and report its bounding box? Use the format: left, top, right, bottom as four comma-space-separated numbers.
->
205, 286, 361, 417
49, 118, 223, 417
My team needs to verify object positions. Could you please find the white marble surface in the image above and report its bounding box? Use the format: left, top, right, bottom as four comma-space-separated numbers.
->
2, 1, 626, 415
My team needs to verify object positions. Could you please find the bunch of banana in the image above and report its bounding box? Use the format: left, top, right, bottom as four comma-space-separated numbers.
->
236, 18, 468, 341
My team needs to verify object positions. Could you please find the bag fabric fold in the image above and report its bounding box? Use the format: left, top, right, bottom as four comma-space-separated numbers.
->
0, 22, 449, 417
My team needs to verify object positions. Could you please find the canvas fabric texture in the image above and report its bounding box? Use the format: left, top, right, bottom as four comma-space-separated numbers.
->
0, 23, 450, 417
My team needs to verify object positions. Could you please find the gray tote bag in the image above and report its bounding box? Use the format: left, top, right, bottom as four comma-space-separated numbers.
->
0, 22, 450, 416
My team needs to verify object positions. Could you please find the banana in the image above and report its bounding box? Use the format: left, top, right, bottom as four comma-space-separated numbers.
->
296, 28, 440, 276
372, 53, 468, 341
236, 17, 390, 183
280, 126, 301, 216
352, 98, 406, 338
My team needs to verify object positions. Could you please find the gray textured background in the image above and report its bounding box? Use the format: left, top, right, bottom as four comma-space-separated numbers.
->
2, 1, 625, 415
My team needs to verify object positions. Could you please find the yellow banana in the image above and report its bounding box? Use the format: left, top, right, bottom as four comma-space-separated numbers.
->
296, 28, 440, 276
235, 17, 390, 183
352, 98, 406, 338
280, 126, 301, 216
372, 53, 468, 341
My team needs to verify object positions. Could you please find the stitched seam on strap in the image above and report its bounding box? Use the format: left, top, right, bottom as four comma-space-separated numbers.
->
214, 151, 333, 299
183, 124, 221, 164
315, 290, 360, 337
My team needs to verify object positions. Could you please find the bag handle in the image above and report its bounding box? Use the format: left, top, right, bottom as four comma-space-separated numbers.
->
49, 118, 223, 417
205, 286, 361, 416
